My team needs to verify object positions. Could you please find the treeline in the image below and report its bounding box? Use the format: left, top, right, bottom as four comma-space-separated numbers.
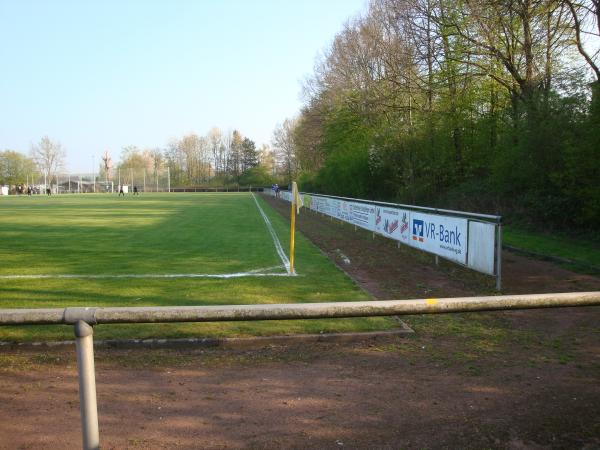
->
280, 0, 600, 231
112, 128, 279, 188
1, 129, 283, 189
0, 137, 66, 187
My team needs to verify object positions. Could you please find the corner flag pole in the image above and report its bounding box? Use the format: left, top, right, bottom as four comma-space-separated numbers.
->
289, 181, 303, 275
289, 192, 296, 275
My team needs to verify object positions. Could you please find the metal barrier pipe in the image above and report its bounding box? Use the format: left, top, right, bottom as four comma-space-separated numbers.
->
2, 291, 600, 450
1, 292, 600, 326
74, 321, 99, 450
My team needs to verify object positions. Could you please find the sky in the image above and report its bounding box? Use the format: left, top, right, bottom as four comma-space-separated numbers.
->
0, 0, 366, 172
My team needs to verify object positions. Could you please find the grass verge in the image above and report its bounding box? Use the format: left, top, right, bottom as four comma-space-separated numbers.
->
503, 226, 600, 274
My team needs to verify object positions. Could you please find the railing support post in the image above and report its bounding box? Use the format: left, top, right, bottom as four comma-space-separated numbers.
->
496, 223, 502, 291
74, 320, 100, 450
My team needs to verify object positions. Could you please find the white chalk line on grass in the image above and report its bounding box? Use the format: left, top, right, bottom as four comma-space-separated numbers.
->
0, 266, 290, 280
251, 193, 292, 274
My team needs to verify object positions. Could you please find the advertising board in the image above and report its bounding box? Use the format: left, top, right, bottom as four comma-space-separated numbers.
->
349, 202, 376, 231
374, 207, 411, 243
409, 212, 468, 264
330, 199, 350, 222
281, 191, 292, 202
275, 191, 498, 281
467, 221, 496, 275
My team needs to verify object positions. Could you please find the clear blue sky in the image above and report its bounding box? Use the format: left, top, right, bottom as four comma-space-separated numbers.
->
0, 0, 365, 172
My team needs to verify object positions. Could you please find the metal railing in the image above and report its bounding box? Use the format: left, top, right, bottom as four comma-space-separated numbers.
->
282, 190, 502, 222
170, 186, 265, 193
2, 291, 600, 450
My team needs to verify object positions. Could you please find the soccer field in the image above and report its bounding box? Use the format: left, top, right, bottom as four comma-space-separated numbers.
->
0, 193, 393, 341
1, 192, 288, 278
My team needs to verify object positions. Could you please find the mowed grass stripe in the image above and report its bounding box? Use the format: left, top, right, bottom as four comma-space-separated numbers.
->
0, 193, 284, 276
0, 193, 396, 341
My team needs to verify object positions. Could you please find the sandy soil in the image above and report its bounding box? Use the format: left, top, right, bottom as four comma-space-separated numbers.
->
0, 195, 599, 449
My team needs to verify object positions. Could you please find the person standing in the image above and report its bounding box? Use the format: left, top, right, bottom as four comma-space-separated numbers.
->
118, 185, 125, 197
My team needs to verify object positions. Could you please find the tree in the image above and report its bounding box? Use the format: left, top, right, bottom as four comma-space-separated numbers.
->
239, 165, 275, 186
148, 148, 164, 187
173, 134, 210, 184
118, 146, 154, 185
228, 130, 243, 180
30, 136, 65, 185
241, 137, 258, 172
0, 150, 36, 186
285, 0, 600, 230
438, 0, 572, 104
208, 127, 223, 176
562, 0, 600, 81
272, 118, 299, 183
100, 150, 113, 181
257, 144, 276, 175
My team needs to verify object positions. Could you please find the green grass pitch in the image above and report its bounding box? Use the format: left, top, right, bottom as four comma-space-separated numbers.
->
0, 193, 393, 341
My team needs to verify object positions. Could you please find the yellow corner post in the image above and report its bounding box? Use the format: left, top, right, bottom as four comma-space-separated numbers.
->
290, 196, 296, 274
289, 181, 302, 275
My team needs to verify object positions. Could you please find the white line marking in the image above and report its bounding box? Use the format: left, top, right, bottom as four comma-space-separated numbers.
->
246, 265, 286, 274
251, 193, 292, 274
0, 266, 289, 280
0, 271, 290, 280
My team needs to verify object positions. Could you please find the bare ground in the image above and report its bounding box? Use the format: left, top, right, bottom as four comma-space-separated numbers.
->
1, 196, 599, 450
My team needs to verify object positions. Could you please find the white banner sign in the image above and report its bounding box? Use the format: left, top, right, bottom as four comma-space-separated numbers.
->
408, 212, 468, 264
333, 199, 351, 222
349, 202, 376, 231
467, 221, 496, 275
276, 192, 497, 275
374, 207, 411, 243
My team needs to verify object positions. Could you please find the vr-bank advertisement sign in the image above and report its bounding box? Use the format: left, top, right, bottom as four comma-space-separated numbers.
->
409, 212, 468, 264
374, 207, 410, 243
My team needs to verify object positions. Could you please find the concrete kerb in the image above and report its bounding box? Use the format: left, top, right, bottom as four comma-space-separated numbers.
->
0, 326, 414, 351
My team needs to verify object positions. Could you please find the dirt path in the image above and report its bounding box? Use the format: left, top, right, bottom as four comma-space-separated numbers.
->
1, 338, 599, 450
0, 196, 599, 449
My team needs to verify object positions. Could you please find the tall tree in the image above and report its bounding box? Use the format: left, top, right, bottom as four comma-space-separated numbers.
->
101, 150, 113, 181
30, 136, 65, 185
208, 127, 223, 176
272, 118, 299, 183
258, 144, 276, 175
241, 137, 258, 172
228, 130, 243, 180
